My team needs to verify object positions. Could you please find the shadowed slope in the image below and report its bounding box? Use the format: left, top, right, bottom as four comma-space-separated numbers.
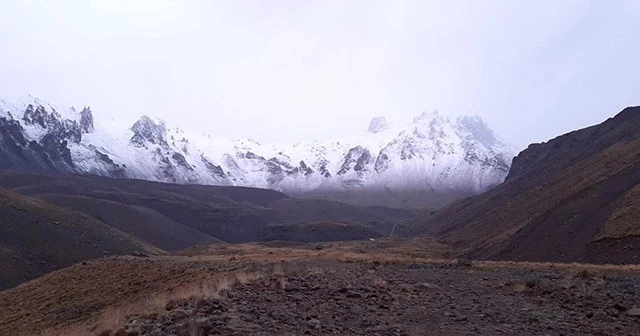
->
0, 171, 415, 244
412, 107, 640, 264
0, 188, 157, 290
37, 194, 220, 251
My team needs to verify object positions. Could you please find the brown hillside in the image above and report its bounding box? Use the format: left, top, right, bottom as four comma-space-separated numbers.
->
412, 107, 640, 264
0, 172, 414, 244
37, 194, 220, 251
0, 173, 286, 243
257, 221, 384, 242
267, 198, 415, 224
0, 188, 157, 290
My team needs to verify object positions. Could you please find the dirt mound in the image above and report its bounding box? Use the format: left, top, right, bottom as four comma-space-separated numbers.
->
411, 106, 640, 264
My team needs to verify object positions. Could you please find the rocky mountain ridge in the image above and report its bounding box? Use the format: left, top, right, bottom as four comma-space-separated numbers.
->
0, 96, 517, 207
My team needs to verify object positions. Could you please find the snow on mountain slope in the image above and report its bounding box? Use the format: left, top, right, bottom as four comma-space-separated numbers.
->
0, 96, 517, 208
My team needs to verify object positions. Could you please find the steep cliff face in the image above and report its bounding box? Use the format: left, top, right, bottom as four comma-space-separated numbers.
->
0, 96, 517, 208
0, 98, 90, 172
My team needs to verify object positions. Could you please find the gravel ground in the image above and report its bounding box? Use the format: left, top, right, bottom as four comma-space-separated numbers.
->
112, 261, 640, 336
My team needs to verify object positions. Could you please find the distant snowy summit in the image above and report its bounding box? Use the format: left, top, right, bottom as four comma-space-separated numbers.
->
0, 96, 517, 208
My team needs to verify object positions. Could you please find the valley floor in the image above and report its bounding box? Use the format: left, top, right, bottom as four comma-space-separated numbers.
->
1, 242, 639, 336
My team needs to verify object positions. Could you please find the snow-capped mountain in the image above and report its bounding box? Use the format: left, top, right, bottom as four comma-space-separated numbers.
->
0, 96, 517, 208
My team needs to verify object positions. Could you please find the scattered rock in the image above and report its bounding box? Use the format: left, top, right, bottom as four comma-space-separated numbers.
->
168, 309, 188, 321
101, 262, 640, 336
592, 311, 608, 322
165, 300, 180, 311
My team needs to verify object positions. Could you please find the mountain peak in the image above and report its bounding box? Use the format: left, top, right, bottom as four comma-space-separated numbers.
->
130, 115, 167, 147
413, 109, 449, 125
367, 116, 390, 133
418, 109, 440, 118
455, 115, 498, 146
0, 95, 517, 209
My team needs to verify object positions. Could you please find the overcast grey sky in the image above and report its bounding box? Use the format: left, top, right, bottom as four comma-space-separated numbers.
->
1, 0, 639, 148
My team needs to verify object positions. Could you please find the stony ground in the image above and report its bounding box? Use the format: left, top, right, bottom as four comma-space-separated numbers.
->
106, 261, 640, 336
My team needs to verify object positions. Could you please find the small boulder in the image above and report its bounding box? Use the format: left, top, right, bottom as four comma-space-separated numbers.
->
307, 318, 322, 330
418, 282, 441, 290
398, 284, 415, 292
627, 308, 640, 317
114, 329, 128, 336
165, 300, 179, 311
346, 291, 362, 299
169, 309, 188, 321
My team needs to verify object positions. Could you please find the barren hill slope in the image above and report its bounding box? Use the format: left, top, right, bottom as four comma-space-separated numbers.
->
0, 171, 414, 243
37, 194, 220, 251
412, 107, 640, 264
0, 188, 157, 290
0, 171, 417, 290
2, 245, 639, 336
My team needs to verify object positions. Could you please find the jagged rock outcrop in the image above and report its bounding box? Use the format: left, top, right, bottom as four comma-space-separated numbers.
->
79, 106, 94, 133
130, 116, 167, 147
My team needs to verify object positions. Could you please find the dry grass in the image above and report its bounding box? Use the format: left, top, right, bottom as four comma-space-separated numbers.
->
181, 237, 453, 263
40, 270, 262, 336
475, 260, 640, 272
13, 240, 640, 336
181, 241, 640, 273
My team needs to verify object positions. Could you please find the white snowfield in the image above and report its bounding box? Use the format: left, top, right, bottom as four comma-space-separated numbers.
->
0, 96, 518, 207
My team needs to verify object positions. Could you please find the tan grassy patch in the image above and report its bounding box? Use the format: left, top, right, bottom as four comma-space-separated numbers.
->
39, 270, 262, 336
475, 260, 640, 272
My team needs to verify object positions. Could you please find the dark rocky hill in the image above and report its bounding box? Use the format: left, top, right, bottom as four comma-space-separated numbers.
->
0, 188, 157, 290
411, 107, 640, 264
